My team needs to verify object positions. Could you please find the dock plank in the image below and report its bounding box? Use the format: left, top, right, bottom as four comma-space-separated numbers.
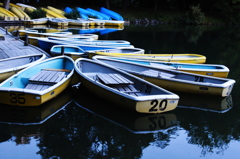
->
0, 27, 51, 59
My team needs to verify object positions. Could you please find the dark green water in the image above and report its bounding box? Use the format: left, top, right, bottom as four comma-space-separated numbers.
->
0, 24, 239, 159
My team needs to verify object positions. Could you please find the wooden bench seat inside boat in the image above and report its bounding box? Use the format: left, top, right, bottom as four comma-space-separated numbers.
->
25, 83, 51, 91
112, 84, 139, 93
96, 73, 140, 95
96, 73, 134, 85
25, 69, 70, 90
141, 69, 175, 78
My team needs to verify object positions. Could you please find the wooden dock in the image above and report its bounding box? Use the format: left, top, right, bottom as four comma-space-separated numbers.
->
0, 27, 51, 59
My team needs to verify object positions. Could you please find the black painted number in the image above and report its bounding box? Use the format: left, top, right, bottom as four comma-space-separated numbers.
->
195, 76, 204, 82
145, 85, 152, 94
149, 99, 167, 112
10, 93, 26, 104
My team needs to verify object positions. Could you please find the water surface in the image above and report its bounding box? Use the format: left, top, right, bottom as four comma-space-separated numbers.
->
0, 24, 239, 159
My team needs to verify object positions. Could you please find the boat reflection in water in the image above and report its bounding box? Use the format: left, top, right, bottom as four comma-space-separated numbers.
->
0, 87, 73, 125
176, 92, 233, 113
73, 85, 178, 134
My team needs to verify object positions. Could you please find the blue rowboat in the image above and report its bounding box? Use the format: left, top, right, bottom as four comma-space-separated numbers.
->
50, 45, 86, 60
93, 56, 229, 78
0, 56, 75, 106
36, 37, 134, 52
86, 8, 112, 20
51, 45, 144, 60
48, 36, 131, 46
100, 7, 124, 21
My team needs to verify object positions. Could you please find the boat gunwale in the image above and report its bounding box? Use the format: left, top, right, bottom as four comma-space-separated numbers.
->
0, 54, 47, 74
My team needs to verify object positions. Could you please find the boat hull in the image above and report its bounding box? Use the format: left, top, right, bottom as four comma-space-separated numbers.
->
0, 54, 46, 82
0, 56, 74, 106
97, 56, 229, 78
102, 53, 206, 64
92, 57, 235, 97
75, 59, 179, 114
179, 70, 228, 78
0, 78, 71, 106
78, 75, 178, 113
133, 74, 234, 97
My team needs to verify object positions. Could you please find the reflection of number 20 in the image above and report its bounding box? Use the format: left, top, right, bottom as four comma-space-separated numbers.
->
10, 93, 26, 104
149, 99, 167, 112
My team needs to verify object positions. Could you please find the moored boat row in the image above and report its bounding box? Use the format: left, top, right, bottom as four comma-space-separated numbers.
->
0, 27, 236, 115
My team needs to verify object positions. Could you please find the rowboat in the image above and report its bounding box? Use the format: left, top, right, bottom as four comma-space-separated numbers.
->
36, 37, 134, 52
0, 56, 74, 106
74, 58, 179, 114
48, 36, 131, 46
18, 28, 99, 40
86, 8, 111, 20
100, 7, 124, 21
50, 45, 86, 60
93, 52, 207, 64
75, 7, 105, 21
50, 45, 144, 60
93, 57, 235, 97
74, 85, 177, 134
0, 87, 73, 125
28, 35, 98, 47
17, 29, 73, 39
88, 48, 145, 58
15, 29, 38, 38
0, 54, 46, 82
93, 56, 229, 78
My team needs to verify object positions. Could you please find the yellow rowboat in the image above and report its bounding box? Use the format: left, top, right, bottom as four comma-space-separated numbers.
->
0, 87, 73, 124
0, 56, 74, 106
88, 48, 145, 58
74, 85, 178, 134
0, 7, 19, 20
93, 56, 229, 78
0, 54, 46, 82
9, 6, 25, 20
17, 29, 72, 39
47, 6, 66, 16
41, 8, 66, 18
10, 6, 30, 20
74, 58, 179, 114
93, 52, 207, 64
93, 57, 235, 97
